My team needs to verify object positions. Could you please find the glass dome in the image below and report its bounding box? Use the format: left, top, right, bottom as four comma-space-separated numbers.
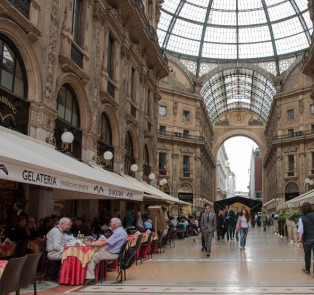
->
157, 0, 312, 77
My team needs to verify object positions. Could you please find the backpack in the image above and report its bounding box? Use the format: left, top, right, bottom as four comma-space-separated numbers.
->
121, 247, 136, 269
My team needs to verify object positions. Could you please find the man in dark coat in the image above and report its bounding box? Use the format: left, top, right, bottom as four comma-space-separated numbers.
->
224, 205, 235, 240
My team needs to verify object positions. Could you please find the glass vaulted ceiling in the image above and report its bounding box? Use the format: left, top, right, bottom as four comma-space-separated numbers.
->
200, 68, 276, 122
157, 0, 312, 77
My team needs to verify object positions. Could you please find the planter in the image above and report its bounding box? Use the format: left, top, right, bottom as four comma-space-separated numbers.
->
291, 224, 298, 242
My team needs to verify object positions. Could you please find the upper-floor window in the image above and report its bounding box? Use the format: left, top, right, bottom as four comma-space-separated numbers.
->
107, 35, 114, 80
72, 0, 82, 45
130, 67, 136, 102
288, 155, 294, 171
183, 110, 190, 121
287, 109, 294, 120
312, 152, 314, 169
183, 155, 190, 171
159, 125, 166, 133
183, 130, 189, 138
159, 105, 167, 117
288, 128, 294, 137
159, 153, 167, 175
57, 84, 80, 128
310, 104, 314, 115
146, 89, 151, 118
0, 35, 26, 98
100, 112, 112, 145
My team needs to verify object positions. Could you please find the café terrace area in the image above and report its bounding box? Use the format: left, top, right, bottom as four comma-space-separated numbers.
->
3, 225, 313, 295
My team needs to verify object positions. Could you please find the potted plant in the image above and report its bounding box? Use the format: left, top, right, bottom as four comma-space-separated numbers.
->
286, 208, 301, 242
277, 211, 286, 236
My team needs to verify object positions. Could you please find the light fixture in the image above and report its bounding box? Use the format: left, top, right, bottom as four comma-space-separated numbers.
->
103, 151, 113, 160
61, 131, 74, 144
130, 164, 138, 172
149, 173, 155, 180
310, 180, 314, 186
305, 178, 311, 184
161, 178, 167, 185
159, 180, 163, 186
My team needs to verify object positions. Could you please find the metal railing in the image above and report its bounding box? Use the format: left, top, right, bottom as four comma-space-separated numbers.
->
107, 81, 115, 98
71, 44, 83, 68
272, 130, 314, 141
158, 130, 204, 141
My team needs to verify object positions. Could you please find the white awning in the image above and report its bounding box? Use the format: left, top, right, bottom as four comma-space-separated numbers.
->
278, 189, 314, 210
0, 127, 143, 201
119, 174, 189, 205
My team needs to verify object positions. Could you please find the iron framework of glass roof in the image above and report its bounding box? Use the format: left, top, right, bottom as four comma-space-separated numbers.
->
157, 0, 312, 77
200, 68, 276, 122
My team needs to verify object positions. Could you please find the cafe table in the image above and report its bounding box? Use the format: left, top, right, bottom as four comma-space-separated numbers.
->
27, 239, 42, 253
0, 243, 16, 258
59, 245, 102, 285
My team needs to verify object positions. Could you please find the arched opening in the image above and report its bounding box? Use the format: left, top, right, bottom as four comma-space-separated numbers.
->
56, 83, 82, 159
217, 136, 260, 201
285, 182, 299, 202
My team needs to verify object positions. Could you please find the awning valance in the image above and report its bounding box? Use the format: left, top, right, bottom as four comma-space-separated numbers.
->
278, 189, 314, 210
0, 127, 143, 201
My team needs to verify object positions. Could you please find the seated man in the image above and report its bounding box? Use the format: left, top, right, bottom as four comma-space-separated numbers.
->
46, 217, 72, 280
71, 217, 92, 236
11, 216, 29, 241
84, 217, 128, 285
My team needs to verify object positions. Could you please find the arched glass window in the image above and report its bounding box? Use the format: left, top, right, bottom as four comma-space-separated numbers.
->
101, 112, 112, 145
55, 84, 81, 159
0, 34, 28, 134
0, 34, 27, 98
57, 84, 80, 128
178, 183, 193, 204
125, 131, 135, 176
285, 182, 299, 202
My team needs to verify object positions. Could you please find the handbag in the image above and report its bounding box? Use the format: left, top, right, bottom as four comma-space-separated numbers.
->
237, 219, 241, 231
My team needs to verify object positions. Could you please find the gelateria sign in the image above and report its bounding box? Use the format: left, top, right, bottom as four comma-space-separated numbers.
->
0, 89, 29, 135
0, 161, 142, 201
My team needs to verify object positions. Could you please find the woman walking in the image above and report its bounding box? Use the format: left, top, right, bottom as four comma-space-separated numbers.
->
236, 208, 251, 250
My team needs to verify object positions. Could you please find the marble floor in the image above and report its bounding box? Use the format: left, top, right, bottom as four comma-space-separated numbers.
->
34, 226, 314, 295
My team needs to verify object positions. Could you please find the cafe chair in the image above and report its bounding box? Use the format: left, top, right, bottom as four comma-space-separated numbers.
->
39, 240, 59, 283
0, 256, 27, 295
99, 240, 129, 283
176, 224, 186, 239
163, 227, 176, 248
12, 240, 29, 258
19, 253, 42, 295
156, 230, 165, 254
114, 240, 129, 284
141, 232, 153, 260
134, 234, 143, 265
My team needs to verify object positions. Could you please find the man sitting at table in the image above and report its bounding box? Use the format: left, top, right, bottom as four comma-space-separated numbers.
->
84, 217, 128, 285
46, 217, 72, 280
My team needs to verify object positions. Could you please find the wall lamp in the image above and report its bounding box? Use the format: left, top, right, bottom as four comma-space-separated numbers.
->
46, 130, 74, 152
130, 164, 139, 172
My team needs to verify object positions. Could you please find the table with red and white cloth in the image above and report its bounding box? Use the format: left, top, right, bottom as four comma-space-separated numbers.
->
0, 260, 8, 278
0, 244, 16, 258
59, 245, 102, 286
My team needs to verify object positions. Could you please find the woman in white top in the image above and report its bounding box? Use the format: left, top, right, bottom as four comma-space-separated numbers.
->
136, 212, 144, 229
236, 208, 251, 250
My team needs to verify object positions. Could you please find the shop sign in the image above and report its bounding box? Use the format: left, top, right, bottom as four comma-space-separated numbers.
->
0, 161, 142, 201
178, 193, 193, 204
0, 89, 29, 135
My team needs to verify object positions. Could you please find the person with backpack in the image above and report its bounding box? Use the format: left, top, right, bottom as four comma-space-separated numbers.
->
84, 218, 128, 285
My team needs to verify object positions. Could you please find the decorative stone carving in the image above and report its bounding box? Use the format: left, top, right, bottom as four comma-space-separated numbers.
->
44, 0, 60, 105
62, 0, 72, 32
299, 99, 304, 114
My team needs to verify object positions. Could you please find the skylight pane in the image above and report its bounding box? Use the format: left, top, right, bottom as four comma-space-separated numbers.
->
238, 9, 267, 25
264, 0, 286, 6
239, 26, 271, 43
238, 0, 263, 10
187, 0, 210, 6
209, 10, 236, 26
267, 2, 295, 21
303, 12, 312, 30
239, 42, 274, 58
297, 0, 308, 11
272, 17, 304, 39
205, 27, 236, 43
172, 19, 203, 39
157, 12, 172, 31
167, 35, 200, 55
212, 0, 236, 10
157, 29, 166, 45
180, 3, 207, 22
202, 43, 237, 59
275, 33, 309, 55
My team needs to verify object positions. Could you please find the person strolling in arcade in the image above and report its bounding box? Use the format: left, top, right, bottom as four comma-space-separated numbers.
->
201, 203, 217, 257
297, 202, 314, 274
236, 208, 251, 250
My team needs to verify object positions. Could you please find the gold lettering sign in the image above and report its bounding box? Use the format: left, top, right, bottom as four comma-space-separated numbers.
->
0, 96, 17, 114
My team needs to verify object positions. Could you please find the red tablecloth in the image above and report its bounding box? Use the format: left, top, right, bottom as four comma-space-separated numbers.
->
59, 246, 101, 286
0, 244, 16, 258
0, 260, 8, 279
